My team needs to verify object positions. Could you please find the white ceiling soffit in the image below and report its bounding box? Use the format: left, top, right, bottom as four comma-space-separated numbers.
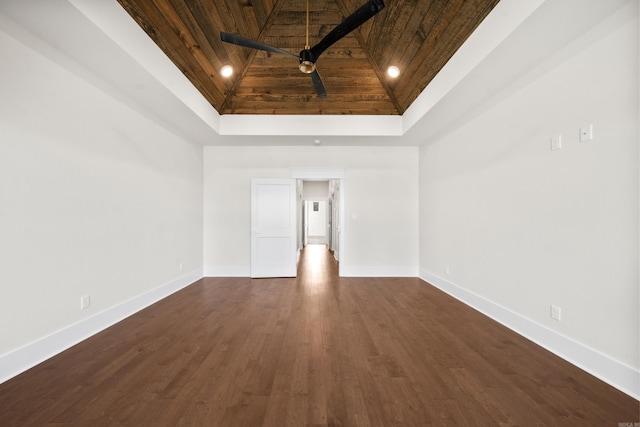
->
0, 0, 220, 145
1, 0, 631, 145
404, 0, 636, 145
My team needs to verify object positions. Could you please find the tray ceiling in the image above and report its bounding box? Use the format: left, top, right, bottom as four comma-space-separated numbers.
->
117, 0, 500, 115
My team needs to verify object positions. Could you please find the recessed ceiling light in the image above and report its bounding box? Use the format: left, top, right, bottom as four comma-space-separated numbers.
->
220, 65, 233, 77
387, 65, 400, 78
313, 139, 321, 145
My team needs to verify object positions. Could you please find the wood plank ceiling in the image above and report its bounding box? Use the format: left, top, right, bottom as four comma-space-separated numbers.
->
117, 0, 500, 115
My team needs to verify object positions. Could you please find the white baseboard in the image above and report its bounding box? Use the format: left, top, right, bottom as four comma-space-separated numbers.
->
0, 269, 203, 385
8, 266, 635, 400
203, 266, 250, 277
204, 266, 420, 278
204, 266, 418, 278
340, 266, 418, 277
419, 269, 640, 400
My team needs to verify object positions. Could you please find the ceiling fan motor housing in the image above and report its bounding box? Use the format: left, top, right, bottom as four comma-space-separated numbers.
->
299, 49, 316, 73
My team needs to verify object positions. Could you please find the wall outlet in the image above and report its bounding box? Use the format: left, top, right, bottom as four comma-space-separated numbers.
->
551, 135, 562, 151
445, 265, 450, 276
550, 304, 561, 321
80, 295, 91, 310
179, 263, 184, 272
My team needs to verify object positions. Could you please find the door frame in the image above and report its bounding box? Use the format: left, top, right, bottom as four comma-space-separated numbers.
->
291, 168, 345, 276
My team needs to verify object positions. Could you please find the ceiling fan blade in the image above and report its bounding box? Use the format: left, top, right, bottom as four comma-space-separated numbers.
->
310, 69, 327, 98
310, 0, 384, 60
220, 32, 298, 57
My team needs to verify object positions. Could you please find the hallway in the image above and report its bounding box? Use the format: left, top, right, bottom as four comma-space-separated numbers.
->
297, 243, 338, 282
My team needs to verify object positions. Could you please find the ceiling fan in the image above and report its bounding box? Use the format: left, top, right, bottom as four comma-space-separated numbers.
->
220, 0, 385, 98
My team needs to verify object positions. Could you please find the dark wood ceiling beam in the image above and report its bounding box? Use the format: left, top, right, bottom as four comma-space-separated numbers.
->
226, 102, 397, 115
219, 0, 289, 114
181, 1, 254, 110
398, 0, 500, 108
373, 0, 432, 69
334, 0, 402, 114
163, 0, 233, 99
392, 0, 462, 107
117, 0, 224, 108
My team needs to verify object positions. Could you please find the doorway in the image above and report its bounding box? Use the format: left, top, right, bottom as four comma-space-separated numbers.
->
291, 168, 344, 276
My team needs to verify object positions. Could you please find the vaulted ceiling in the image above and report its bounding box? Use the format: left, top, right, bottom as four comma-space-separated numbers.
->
116, 0, 500, 115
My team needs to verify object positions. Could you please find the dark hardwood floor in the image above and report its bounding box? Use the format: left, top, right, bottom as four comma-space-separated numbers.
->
1, 244, 638, 426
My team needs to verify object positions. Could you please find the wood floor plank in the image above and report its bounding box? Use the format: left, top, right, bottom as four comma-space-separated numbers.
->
0, 244, 637, 426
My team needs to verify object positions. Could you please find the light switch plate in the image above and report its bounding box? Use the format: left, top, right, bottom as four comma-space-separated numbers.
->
580, 124, 593, 142
81, 295, 91, 310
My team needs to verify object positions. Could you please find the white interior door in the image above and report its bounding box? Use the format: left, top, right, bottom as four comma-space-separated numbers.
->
251, 179, 297, 278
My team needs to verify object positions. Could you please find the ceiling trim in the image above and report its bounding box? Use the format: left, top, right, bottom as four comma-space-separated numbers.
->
220, 114, 402, 136
68, 0, 221, 134
291, 168, 345, 180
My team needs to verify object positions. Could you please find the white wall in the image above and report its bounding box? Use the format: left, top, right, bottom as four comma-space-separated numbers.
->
0, 24, 203, 378
302, 180, 329, 200
204, 146, 419, 277
419, 2, 638, 397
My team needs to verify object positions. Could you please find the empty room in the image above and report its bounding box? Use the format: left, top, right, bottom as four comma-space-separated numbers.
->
0, 0, 638, 425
